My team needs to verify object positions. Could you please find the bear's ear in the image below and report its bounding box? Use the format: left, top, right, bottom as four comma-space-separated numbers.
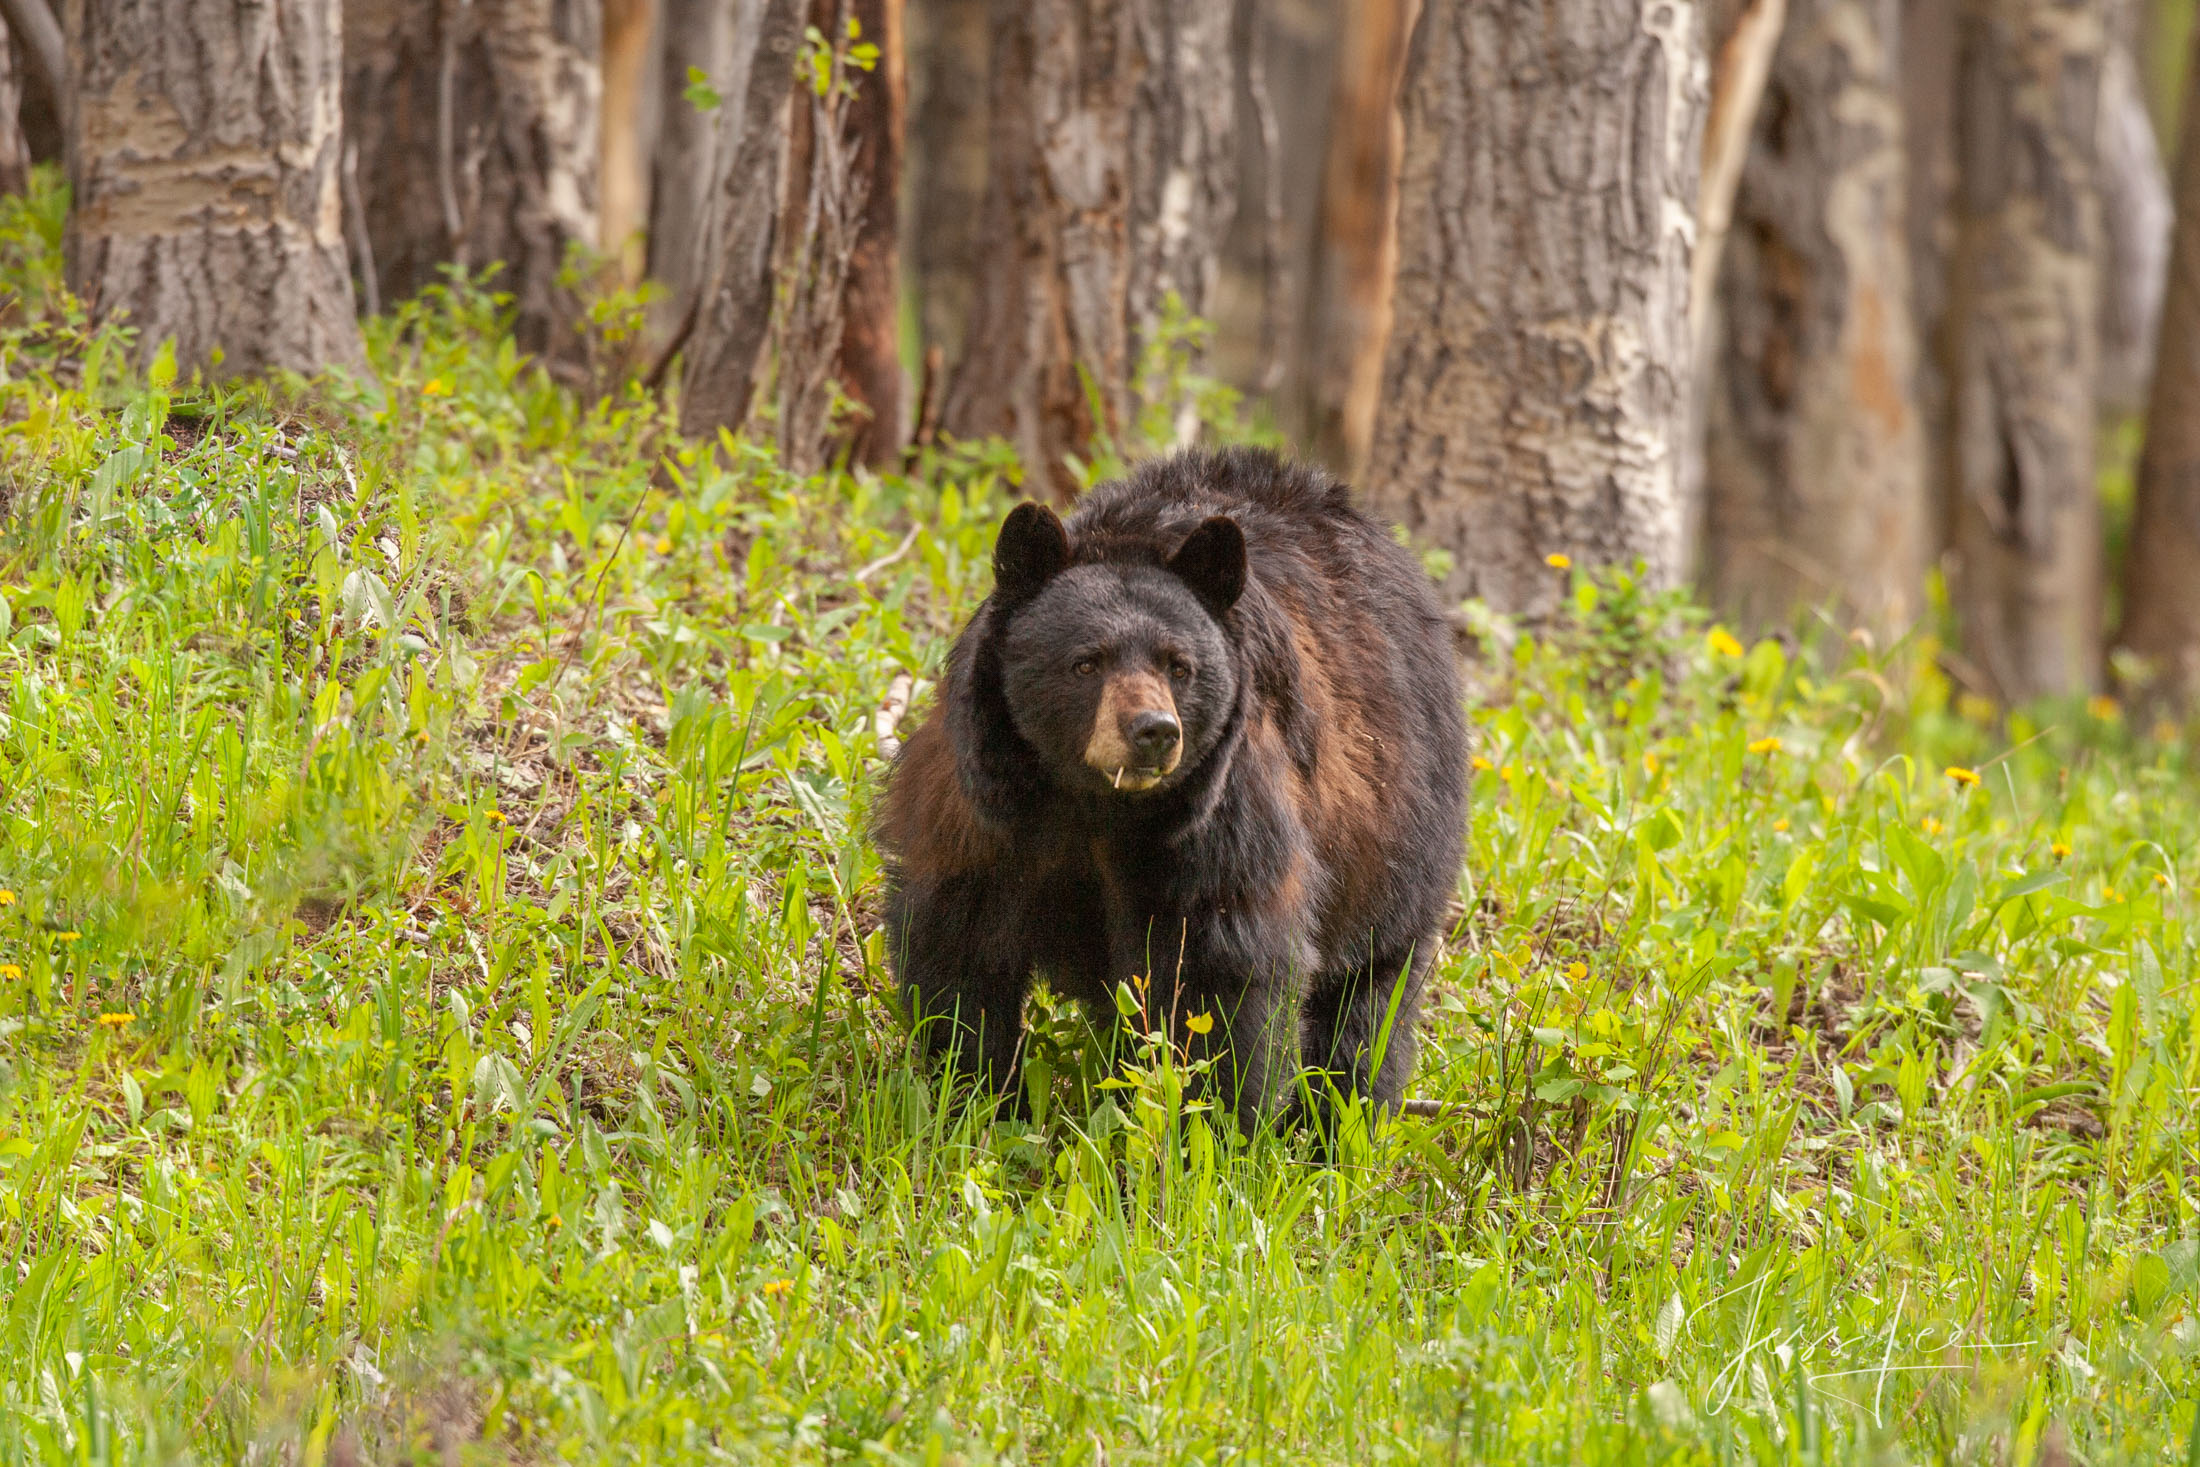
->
993, 502, 1071, 602
1167, 516, 1247, 614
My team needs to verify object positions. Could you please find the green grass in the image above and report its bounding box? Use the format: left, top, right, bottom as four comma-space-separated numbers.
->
1, 177, 2198, 1464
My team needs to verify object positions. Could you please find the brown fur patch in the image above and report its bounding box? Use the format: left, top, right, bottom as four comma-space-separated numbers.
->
1082, 670, 1179, 788
881, 716, 1005, 875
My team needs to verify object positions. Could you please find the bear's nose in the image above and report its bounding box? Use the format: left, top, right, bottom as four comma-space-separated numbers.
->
1127, 710, 1180, 764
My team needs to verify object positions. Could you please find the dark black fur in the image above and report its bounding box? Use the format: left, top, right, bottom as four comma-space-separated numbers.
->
878, 448, 1466, 1131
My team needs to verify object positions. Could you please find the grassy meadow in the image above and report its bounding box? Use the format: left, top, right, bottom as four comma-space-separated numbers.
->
0, 178, 2197, 1463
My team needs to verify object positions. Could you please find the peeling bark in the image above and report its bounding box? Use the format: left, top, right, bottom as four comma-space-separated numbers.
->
1946, 0, 2105, 701
345, 0, 601, 358
1702, 0, 1931, 635
66, 0, 366, 377
942, 0, 1238, 501
2114, 18, 2200, 700
1367, 0, 1708, 621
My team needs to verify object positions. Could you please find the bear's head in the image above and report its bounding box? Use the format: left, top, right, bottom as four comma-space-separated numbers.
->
988, 502, 1245, 797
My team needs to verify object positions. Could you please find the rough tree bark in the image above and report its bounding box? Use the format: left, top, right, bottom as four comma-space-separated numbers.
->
678, 0, 805, 438
1366, 0, 1708, 621
648, 0, 747, 340
904, 0, 989, 367
1700, 0, 1932, 636
344, 0, 601, 358
1945, 0, 2105, 702
1300, 0, 1414, 479
837, 0, 907, 466
66, 0, 366, 377
942, 0, 1238, 501
2113, 18, 2200, 700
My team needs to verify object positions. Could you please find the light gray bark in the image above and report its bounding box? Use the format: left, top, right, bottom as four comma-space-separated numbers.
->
647, 0, 750, 336
66, 0, 366, 377
0, 15, 28, 196
942, 0, 1238, 501
1945, 0, 2106, 701
677, 0, 804, 438
2095, 39, 2170, 414
1367, 0, 1709, 622
1701, 0, 1931, 636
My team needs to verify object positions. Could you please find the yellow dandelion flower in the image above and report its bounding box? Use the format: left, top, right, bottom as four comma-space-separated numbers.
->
1643, 751, 1660, 776
54, 931, 80, 943
1920, 817, 1943, 836
1773, 819, 1789, 832
1471, 755, 1494, 772
0, 889, 15, 906
1748, 737, 1782, 755
2154, 872, 2172, 889
2051, 841, 2071, 861
653, 536, 672, 555
1709, 628, 1745, 660
1185, 1012, 1215, 1035
96, 1012, 134, 1028
762, 1279, 793, 1297
2103, 887, 2123, 903
1564, 962, 1587, 982
1945, 766, 1980, 787
1545, 552, 1573, 570
485, 810, 506, 825
421, 377, 449, 397
0, 964, 20, 980
547, 1213, 563, 1229
2087, 695, 2120, 721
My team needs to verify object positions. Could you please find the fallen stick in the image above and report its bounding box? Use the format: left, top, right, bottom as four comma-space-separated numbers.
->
874, 672, 914, 758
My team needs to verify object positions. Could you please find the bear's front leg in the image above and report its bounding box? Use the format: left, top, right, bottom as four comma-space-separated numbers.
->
885, 869, 1033, 1098
1130, 917, 1305, 1137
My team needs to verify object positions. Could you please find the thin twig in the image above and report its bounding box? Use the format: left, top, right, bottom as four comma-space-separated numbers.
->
853, 522, 922, 583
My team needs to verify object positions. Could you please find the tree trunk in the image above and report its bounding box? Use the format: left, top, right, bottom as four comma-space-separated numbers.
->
0, 16, 29, 196
678, 0, 805, 438
647, 0, 747, 340
66, 0, 366, 377
1366, 0, 1708, 621
601, 0, 658, 281
942, 0, 1238, 502
1700, 0, 1932, 636
345, 0, 601, 361
2113, 18, 2200, 699
1945, 0, 2105, 702
1300, 0, 1413, 479
837, 0, 907, 466
2095, 37, 2170, 414
904, 0, 989, 366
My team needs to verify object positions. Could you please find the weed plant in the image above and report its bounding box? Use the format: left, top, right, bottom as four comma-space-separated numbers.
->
0, 173, 2195, 1462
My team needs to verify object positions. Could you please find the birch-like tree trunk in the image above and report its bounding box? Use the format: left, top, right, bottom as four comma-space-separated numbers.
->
1945, 0, 2105, 701
942, 0, 1238, 501
2113, 20, 2200, 700
1367, 0, 1708, 621
66, 0, 365, 377
1701, 0, 1931, 635
345, 0, 601, 359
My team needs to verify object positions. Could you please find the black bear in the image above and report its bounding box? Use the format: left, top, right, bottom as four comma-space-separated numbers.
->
878, 447, 1465, 1132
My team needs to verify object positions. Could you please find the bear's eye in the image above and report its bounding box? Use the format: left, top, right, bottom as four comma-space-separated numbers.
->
1169, 658, 1193, 681
1073, 657, 1098, 677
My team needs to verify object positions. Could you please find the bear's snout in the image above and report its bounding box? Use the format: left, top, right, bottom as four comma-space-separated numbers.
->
1083, 671, 1182, 790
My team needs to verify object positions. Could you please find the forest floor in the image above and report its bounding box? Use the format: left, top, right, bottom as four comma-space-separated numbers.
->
0, 183, 2196, 1465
